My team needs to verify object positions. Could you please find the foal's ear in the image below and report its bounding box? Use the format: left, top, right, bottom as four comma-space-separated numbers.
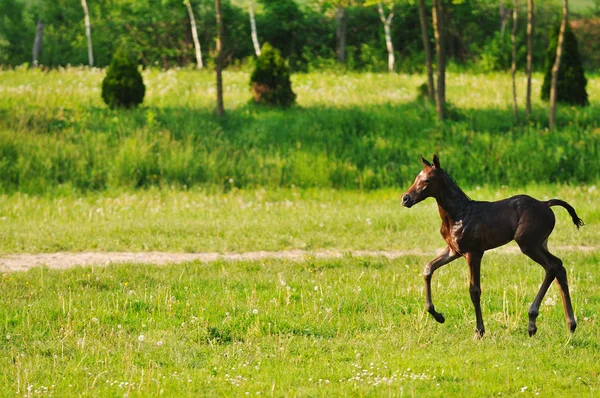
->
420, 155, 432, 168
432, 154, 441, 169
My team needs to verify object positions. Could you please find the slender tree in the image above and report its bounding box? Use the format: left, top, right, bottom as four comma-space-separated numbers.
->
511, 0, 518, 123
549, 0, 568, 131
525, 0, 534, 119
418, 0, 435, 99
185, 0, 203, 69
500, 0, 509, 37
215, 0, 224, 117
32, 20, 44, 67
317, 0, 354, 63
377, 2, 395, 72
81, 0, 93, 66
249, 0, 261, 56
335, 4, 348, 62
432, 0, 446, 120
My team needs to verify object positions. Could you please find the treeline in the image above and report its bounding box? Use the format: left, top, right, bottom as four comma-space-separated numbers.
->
1, 0, 596, 71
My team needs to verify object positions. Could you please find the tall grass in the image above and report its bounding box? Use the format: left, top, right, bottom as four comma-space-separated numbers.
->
1, 68, 599, 194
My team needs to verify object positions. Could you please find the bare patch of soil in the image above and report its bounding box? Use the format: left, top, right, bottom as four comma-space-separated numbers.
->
0, 246, 597, 272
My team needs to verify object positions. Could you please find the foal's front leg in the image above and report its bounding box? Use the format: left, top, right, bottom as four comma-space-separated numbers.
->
423, 247, 460, 323
466, 252, 485, 339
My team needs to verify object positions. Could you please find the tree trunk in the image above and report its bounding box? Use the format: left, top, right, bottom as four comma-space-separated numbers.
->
186, 0, 203, 69
549, 0, 568, 131
500, 1, 509, 37
215, 0, 224, 117
32, 20, 44, 67
525, 0, 534, 119
335, 6, 347, 62
511, 0, 518, 123
432, 0, 446, 120
378, 2, 395, 73
81, 0, 93, 67
418, 0, 435, 99
249, 0, 261, 56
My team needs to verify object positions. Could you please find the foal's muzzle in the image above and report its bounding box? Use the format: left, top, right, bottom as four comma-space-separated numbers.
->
402, 194, 414, 208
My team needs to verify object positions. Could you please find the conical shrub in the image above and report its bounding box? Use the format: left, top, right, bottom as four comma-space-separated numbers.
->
541, 24, 588, 106
102, 46, 145, 108
250, 43, 296, 107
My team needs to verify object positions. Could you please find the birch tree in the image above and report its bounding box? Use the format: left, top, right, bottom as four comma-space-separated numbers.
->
418, 0, 435, 99
81, 0, 93, 66
525, 0, 534, 119
371, 1, 395, 72
185, 0, 203, 69
510, 0, 518, 123
32, 20, 44, 67
249, 0, 261, 56
549, 0, 568, 131
215, 0, 224, 117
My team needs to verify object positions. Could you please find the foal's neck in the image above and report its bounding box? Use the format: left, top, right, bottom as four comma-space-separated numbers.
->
434, 172, 470, 220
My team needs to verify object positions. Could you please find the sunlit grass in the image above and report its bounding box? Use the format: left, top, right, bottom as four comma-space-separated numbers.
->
2, 64, 600, 397
1, 67, 598, 109
0, 185, 597, 255
0, 252, 599, 396
1, 68, 600, 193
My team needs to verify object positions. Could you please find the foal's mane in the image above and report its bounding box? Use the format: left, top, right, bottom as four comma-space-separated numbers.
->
439, 168, 471, 202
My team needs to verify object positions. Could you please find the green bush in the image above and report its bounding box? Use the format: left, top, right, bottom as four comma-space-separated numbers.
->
541, 24, 588, 106
101, 46, 146, 109
250, 43, 296, 107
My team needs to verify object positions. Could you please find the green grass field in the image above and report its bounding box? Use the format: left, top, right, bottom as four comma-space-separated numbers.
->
571, 0, 599, 13
0, 184, 599, 396
1, 68, 600, 396
0, 185, 598, 255
1, 253, 599, 396
1, 69, 600, 194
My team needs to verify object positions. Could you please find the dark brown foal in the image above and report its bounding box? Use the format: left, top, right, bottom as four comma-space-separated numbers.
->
402, 155, 584, 338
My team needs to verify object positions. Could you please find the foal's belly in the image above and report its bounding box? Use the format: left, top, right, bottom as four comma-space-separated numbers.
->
455, 223, 515, 252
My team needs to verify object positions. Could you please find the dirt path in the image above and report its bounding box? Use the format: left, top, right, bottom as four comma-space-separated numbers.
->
0, 246, 597, 272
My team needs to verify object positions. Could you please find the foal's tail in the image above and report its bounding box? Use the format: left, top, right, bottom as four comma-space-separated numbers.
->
546, 199, 585, 229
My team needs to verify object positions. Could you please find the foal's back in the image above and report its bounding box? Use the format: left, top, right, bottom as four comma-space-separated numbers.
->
454, 195, 555, 253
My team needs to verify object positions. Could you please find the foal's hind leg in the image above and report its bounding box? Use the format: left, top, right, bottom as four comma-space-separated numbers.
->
520, 245, 556, 337
423, 247, 461, 323
543, 245, 577, 333
519, 242, 576, 336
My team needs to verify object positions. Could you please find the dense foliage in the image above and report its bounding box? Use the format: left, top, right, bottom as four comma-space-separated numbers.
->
101, 46, 146, 108
1, 0, 597, 71
250, 43, 296, 107
541, 24, 589, 106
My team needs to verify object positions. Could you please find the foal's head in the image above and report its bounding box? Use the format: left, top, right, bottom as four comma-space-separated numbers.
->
401, 154, 444, 208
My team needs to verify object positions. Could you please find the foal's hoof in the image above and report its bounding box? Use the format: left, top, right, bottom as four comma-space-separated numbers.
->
432, 312, 445, 324
528, 325, 537, 337
474, 330, 485, 340
568, 321, 577, 333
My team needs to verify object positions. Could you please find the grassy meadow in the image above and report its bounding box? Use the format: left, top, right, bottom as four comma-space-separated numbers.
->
1, 68, 600, 194
1, 68, 600, 396
1, 253, 600, 396
0, 185, 598, 255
